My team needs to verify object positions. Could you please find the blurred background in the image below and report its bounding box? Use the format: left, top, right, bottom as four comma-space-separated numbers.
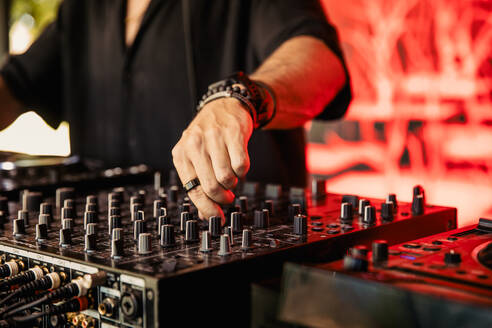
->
0, 0, 491, 226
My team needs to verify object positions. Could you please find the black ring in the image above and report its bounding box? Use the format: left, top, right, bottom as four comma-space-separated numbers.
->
183, 178, 200, 193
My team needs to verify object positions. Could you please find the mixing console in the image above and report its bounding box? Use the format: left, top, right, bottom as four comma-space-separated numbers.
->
0, 171, 456, 327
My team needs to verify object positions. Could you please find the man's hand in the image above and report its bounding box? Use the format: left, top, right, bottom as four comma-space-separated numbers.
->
172, 98, 254, 221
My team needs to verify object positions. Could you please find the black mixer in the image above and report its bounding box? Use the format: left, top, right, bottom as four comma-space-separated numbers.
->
278, 218, 492, 328
0, 171, 456, 327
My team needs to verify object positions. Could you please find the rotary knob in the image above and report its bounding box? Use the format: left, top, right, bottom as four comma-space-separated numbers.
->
111, 228, 123, 242
61, 207, 74, 221
59, 228, 72, 247
412, 194, 424, 216
108, 207, 121, 219
108, 215, 122, 236
38, 213, 50, 226
381, 202, 394, 221
157, 215, 170, 235
254, 209, 270, 229
131, 204, 144, 222
372, 240, 389, 264
85, 225, 97, 253
133, 220, 147, 241
236, 196, 248, 213
209, 216, 222, 238
341, 195, 359, 210
160, 224, 176, 248
343, 255, 368, 272
241, 229, 252, 251
386, 194, 398, 209
180, 212, 191, 233
35, 223, 48, 242
358, 199, 370, 216
62, 218, 73, 231
158, 193, 168, 208
363, 205, 376, 225
138, 233, 152, 255
230, 212, 243, 233
153, 200, 164, 219
288, 204, 301, 222
85, 203, 97, 213
18, 210, 29, 226
84, 211, 97, 230
262, 200, 274, 216
23, 192, 42, 212
40, 202, 53, 217
0, 211, 5, 229
340, 202, 353, 222
199, 231, 213, 252
63, 199, 76, 214
185, 220, 199, 243
86, 194, 98, 206
224, 226, 234, 245
293, 215, 307, 235
218, 234, 232, 256
111, 232, 124, 259
13, 219, 25, 237
179, 202, 191, 215
444, 250, 461, 265
56, 187, 74, 209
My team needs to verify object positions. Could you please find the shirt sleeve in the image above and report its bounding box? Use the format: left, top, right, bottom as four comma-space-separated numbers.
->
250, 0, 351, 121
0, 6, 63, 128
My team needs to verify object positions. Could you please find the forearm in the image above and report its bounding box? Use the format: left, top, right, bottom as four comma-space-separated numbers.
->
0, 76, 24, 131
251, 35, 346, 129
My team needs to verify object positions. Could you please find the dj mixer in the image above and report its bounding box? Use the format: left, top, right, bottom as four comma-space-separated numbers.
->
0, 170, 456, 327
278, 218, 492, 328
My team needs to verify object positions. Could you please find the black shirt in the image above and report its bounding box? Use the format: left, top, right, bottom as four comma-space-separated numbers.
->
1, 0, 351, 187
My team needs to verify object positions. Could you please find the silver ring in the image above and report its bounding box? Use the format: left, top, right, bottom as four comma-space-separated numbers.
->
183, 178, 200, 193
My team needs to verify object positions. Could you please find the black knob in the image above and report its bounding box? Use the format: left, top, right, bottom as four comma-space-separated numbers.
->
209, 216, 221, 238
131, 204, 144, 222
358, 199, 370, 216
412, 194, 424, 216
180, 212, 191, 232
340, 202, 353, 222
311, 179, 327, 198
444, 250, 461, 265
236, 196, 248, 213
56, 187, 74, 209
160, 224, 175, 247
179, 202, 192, 215
343, 255, 368, 272
230, 212, 243, 233
386, 194, 398, 209
59, 228, 72, 247
35, 223, 48, 242
363, 205, 376, 225
18, 210, 29, 226
133, 220, 146, 241
372, 240, 388, 263
241, 229, 252, 251
84, 211, 97, 230
381, 202, 394, 221
13, 219, 25, 236
185, 220, 199, 243
153, 200, 164, 219
224, 226, 234, 245
293, 215, 307, 235
254, 209, 270, 229
262, 200, 274, 216
86, 194, 98, 206
85, 233, 97, 253
288, 204, 301, 222
108, 207, 121, 218
111, 228, 123, 241
168, 186, 179, 203
62, 218, 73, 231
40, 202, 53, 216
111, 236, 124, 259
157, 215, 170, 235
110, 188, 124, 204
23, 192, 42, 212
61, 207, 74, 220
413, 185, 424, 197
341, 195, 359, 210
350, 245, 368, 258
138, 233, 152, 255
0, 196, 9, 216
38, 214, 50, 226
135, 210, 145, 222
63, 199, 76, 215
108, 215, 122, 236
85, 203, 98, 214
158, 193, 168, 208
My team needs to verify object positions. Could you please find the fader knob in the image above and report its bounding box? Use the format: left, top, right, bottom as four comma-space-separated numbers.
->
218, 234, 232, 256
230, 212, 243, 233
138, 233, 152, 255
18, 210, 29, 226
293, 215, 307, 235
133, 220, 147, 241
200, 231, 213, 252
13, 219, 25, 237
372, 240, 388, 263
358, 199, 370, 216
59, 228, 72, 247
444, 250, 461, 265
381, 202, 394, 221
412, 194, 424, 216
363, 206, 376, 225
23, 192, 42, 212
209, 216, 221, 238
0, 196, 9, 216
340, 202, 353, 222
254, 209, 269, 229
56, 187, 74, 209
160, 225, 175, 247
35, 223, 48, 242
185, 220, 199, 243
241, 229, 252, 251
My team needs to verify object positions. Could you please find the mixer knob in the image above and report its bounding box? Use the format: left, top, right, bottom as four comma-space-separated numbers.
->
340, 202, 353, 222
350, 245, 369, 258
179, 202, 192, 215
168, 186, 179, 203
129, 196, 141, 209
13, 219, 25, 237
265, 184, 282, 200
363, 205, 376, 225
381, 202, 394, 221
185, 220, 199, 243
18, 210, 29, 226
131, 204, 144, 222
224, 226, 235, 245
61, 207, 74, 220
241, 229, 252, 251
35, 223, 48, 242
153, 200, 164, 219
180, 212, 191, 232
63, 199, 76, 215
160, 225, 176, 247
262, 200, 274, 216
38, 213, 50, 226
372, 240, 388, 264
86, 195, 98, 206
230, 212, 243, 233
444, 250, 461, 265
135, 210, 145, 222
85, 233, 97, 254
112, 227, 123, 241
138, 233, 152, 255
293, 215, 307, 235
209, 216, 222, 238
85, 203, 97, 214
341, 195, 359, 210
218, 234, 232, 256
157, 215, 170, 235
137, 189, 146, 204
108, 207, 121, 219
311, 179, 327, 198
56, 187, 74, 209
236, 196, 248, 213
84, 211, 97, 230
59, 228, 72, 247
386, 194, 398, 209
288, 204, 301, 222
111, 237, 124, 259
358, 199, 370, 216
108, 215, 122, 235
23, 191, 42, 212
112, 187, 125, 202
133, 220, 147, 241
86, 223, 96, 236
158, 193, 168, 208
62, 218, 74, 231
254, 209, 269, 229
0, 196, 9, 216
413, 185, 424, 197
412, 194, 424, 216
